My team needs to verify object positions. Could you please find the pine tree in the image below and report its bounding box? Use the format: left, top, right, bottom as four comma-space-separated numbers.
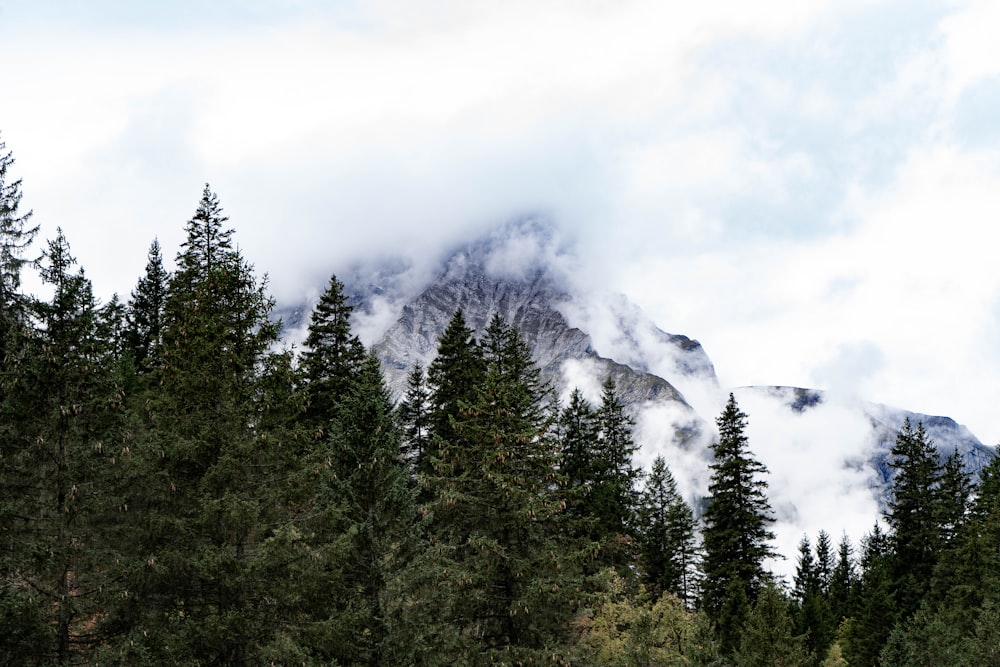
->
0, 132, 37, 324
558, 387, 600, 510
842, 524, 895, 667
828, 534, 855, 624
885, 419, 943, 621
0, 230, 126, 663
792, 535, 835, 664
322, 352, 417, 664
815, 530, 833, 594
734, 581, 813, 667
0, 134, 44, 662
557, 388, 605, 571
112, 187, 301, 663
701, 393, 776, 637
300, 273, 365, 427
415, 316, 579, 661
593, 376, 642, 566
636, 455, 699, 606
936, 449, 972, 548
426, 309, 485, 447
794, 536, 817, 604
124, 239, 168, 372
0, 132, 38, 416
397, 363, 431, 470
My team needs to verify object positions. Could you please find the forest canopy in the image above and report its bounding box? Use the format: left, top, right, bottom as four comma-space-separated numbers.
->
1, 136, 998, 666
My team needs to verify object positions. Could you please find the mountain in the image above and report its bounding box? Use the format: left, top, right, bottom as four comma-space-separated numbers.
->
302, 218, 996, 573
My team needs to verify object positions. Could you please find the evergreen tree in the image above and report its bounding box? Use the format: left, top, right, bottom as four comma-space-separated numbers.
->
322, 352, 417, 664
558, 387, 600, 514
842, 524, 895, 667
124, 239, 168, 372
885, 419, 943, 621
0, 230, 126, 663
936, 449, 972, 548
300, 273, 365, 427
701, 393, 776, 638
0, 134, 43, 662
415, 316, 579, 661
970, 453, 1000, 524
556, 377, 641, 578
593, 376, 642, 565
636, 455, 699, 606
792, 535, 835, 664
814, 530, 833, 594
424, 308, 485, 475
111, 187, 301, 664
0, 133, 38, 421
828, 534, 855, 624
175, 183, 233, 277
397, 363, 431, 469
734, 580, 812, 667
0, 132, 37, 324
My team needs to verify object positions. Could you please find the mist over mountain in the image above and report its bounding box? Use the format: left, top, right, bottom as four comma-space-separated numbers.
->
282, 218, 996, 576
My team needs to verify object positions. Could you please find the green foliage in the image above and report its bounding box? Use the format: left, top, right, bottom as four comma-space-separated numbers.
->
842, 524, 895, 667
323, 352, 417, 664
0, 132, 37, 313
885, 419, 943, 620
558, 378, 644, 578
701, 393, 776, 627
574, 570, 701, 666
828, 534, 855, 623
0, 230, 128, 663
733, 581, 812, 667
124, 239, 168, 372
637, 456, 699, 606
3, 136, 999, 664
301, 273, 366, 426
110, 186, 298, 663
425, 308, 485, 468
397, 362, 431, 469
414, 315, 581, 662
791, 534, 835, 664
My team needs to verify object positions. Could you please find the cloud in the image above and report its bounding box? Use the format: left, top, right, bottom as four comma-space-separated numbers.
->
734, 388, 883, 581
4, 0, 1000, 452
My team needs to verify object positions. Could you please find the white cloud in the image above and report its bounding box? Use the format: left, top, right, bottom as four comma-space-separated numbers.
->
3, 1, 998, 470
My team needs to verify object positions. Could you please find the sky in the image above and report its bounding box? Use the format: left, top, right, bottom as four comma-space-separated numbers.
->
3, 0, 1000, 457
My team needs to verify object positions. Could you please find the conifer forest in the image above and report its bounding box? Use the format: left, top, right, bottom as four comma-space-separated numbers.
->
2, 134, 1000, 665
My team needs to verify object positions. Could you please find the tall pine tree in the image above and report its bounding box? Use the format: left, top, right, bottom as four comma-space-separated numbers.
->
320, 352, 417, 664
111, 186, 303, 664
300, 273, 365, 428
415, 316, 580, 662
124, 239, 168, 372
0, 230, 126, 663
885, 419, 943, 621
701, 393, 776, 654
636, 455, 699, 606
424, 308, 485, 477
0, 132, 37, 329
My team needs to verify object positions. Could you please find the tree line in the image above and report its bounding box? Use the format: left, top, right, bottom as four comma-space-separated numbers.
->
1, 134, 999, 665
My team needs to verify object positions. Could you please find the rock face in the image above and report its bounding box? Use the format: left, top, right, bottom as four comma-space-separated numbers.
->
336, 218, 718, 453
373, 251, 711, 417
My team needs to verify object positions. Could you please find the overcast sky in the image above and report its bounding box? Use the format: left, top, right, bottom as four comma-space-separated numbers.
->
3, 0, 1000, 449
